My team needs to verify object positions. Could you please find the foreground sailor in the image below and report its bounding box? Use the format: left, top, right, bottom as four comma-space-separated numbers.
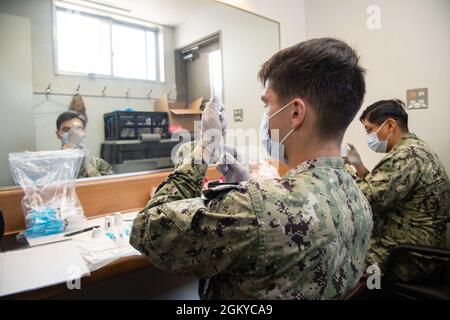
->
130, 38, 373, 299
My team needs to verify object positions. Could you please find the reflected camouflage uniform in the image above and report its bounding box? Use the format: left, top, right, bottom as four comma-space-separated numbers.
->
356, 133, 450, 282
77, 156, 114, 178
130, 147, 373, 299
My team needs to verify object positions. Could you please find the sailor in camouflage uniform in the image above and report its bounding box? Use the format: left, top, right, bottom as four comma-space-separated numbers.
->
77, 155, 114, 178
130, 38, 373, 299
347, 99, 450, 282
56, 111, 115, 178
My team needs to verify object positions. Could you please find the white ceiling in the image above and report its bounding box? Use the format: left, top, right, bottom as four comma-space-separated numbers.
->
71, 0, 217, 26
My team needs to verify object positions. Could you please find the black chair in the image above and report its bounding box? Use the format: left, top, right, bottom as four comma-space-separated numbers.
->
342, 281, 367, 300
382, 244, 450, 300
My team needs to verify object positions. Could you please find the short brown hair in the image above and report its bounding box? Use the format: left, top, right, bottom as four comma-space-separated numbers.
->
259, 38, 366, 140
360, 99, 409, 132
56, 111, 87, 130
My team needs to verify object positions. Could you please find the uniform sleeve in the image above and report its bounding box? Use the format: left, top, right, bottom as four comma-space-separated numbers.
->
82, 157, 114, 177
96, 158, 114, 176
129, 149, 259, 278
343, 161, 358, 180
356, 149, 420, 213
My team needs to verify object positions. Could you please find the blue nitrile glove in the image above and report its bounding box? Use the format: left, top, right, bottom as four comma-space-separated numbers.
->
210, 97, 227, 137
216, 145, 250, 183
347, 143, 363, 167
199, 100, 225, 163
24, 208, 65, 238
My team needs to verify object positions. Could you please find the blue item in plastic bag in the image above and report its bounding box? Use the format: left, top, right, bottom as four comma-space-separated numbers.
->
113, 107, 135, 112
23, 208, 66, 238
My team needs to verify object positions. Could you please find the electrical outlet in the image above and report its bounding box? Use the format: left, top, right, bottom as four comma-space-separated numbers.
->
233, 109, 243, 122
407, 88, 428, 110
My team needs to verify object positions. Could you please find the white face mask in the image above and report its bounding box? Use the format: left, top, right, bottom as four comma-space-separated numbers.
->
367, 120, 391, 153
60, 124, 85, 148
260, 101, 295, 163
61, 132, 70, 146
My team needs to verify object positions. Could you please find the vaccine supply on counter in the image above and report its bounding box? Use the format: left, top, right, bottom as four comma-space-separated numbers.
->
105, 216, 112, 231
91, 227, 101, 238
114, 213, 121, 226
23, 208, 65, 238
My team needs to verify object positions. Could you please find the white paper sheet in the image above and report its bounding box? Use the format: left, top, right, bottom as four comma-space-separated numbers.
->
0, 241, 90, 297
70, 212, 141, 272
25, 233, 66, 247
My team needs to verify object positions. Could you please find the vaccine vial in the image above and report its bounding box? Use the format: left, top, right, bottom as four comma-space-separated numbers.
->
105, 216, 112, 231
92, 227, 101, 238
114, 212, 122, 226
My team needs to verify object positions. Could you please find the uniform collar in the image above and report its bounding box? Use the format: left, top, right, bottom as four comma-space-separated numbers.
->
284, 156, 345, 178
390, 133, 418, 152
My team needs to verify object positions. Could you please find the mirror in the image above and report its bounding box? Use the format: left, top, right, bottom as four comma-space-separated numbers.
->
0, 0, 280, 187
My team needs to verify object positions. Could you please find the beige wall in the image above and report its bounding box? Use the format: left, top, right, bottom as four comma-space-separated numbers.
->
0, 13, 34, 187
186, 41, 221, 102
175, 2, 280, 146
305, 0, 450, 172
216, 0, 305, 49
223, 0, 449, 172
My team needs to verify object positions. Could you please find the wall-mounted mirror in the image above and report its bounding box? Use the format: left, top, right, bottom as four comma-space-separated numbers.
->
0, 0, 280, 187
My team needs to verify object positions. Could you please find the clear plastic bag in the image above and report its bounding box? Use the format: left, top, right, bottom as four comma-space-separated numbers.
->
9, 149, 87, 238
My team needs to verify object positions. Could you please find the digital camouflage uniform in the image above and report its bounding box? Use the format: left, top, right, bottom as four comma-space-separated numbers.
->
130, 147, 373, 299
77, 156, 114, 178
356, 133, 450, 282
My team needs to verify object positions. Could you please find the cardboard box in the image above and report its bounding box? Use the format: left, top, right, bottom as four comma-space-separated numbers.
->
154, 95, 203, 133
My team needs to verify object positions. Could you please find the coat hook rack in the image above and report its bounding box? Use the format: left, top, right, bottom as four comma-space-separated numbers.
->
44, 83, 51, 100
34, 83, 170, 102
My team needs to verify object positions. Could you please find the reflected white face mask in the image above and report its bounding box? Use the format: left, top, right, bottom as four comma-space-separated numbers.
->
260, 101, 295, 163
367, 120, 391, 153
61, 132, 70, 146
60, 123, 85, 148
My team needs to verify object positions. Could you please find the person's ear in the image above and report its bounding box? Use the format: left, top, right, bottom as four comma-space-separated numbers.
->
56, 130, 61, 140
386, 118, 397, 132
291, 98, 306, 130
